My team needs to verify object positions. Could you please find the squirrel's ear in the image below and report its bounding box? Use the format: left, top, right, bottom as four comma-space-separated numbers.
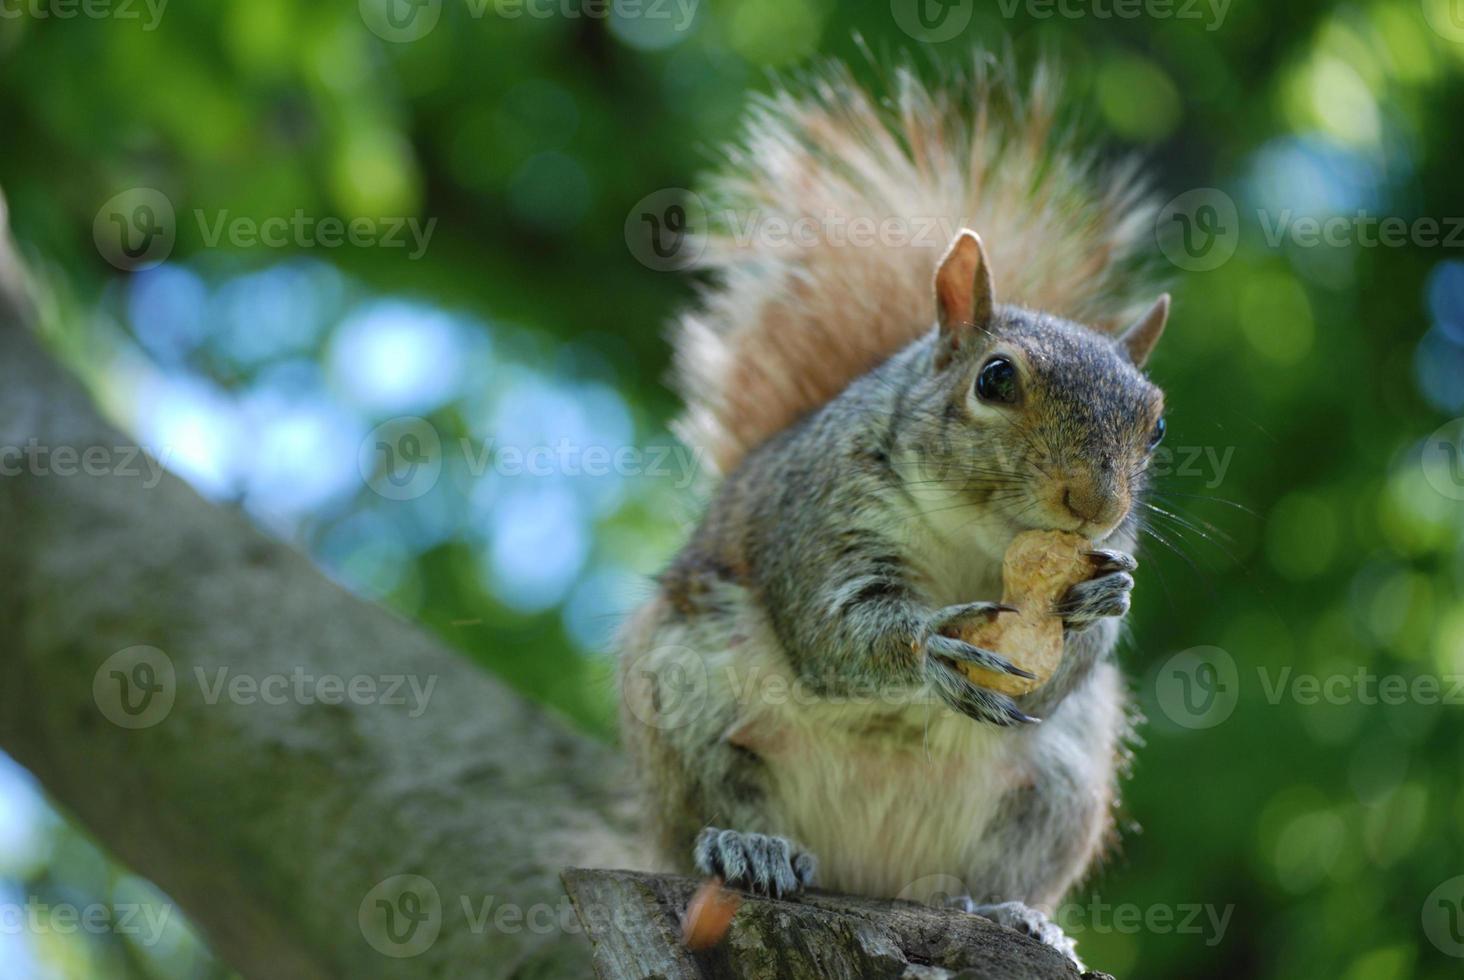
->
1119, 294, 1170, 367
934, 229, 995, 369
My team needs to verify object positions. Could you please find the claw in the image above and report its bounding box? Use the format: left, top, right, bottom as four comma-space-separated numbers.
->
1085, 549, 1137, 574
930, 600, 1017, 634
926, 635, 1036, 679
1005, 702, 1041, 725
924, 655, 1043, 727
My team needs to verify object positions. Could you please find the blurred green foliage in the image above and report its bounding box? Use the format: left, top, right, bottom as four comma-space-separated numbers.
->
2, 0, 1464, 977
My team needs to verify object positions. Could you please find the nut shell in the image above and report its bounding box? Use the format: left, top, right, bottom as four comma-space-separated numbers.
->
682, 878, 741, 951
954, 530, 1092, 695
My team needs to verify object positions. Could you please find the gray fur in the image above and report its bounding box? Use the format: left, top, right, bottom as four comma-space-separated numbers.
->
620, 303, 1163, 965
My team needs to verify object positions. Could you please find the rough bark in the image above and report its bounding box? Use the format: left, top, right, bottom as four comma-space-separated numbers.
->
0, 211, 1110, 980
563, 869, 1104, 980
0, 220, 635, 978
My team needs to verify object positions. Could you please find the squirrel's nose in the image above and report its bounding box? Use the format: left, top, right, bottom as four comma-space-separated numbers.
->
1061, 481, 1126, 534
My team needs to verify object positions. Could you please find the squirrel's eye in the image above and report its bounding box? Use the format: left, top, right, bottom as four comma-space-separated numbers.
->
1148, 417, 1166, 450
975, 357, 1019, 404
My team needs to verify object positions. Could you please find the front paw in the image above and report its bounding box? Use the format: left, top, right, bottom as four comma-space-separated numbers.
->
1057, 550, 1136, 629
919, 602, 1039, 726
693, 828, 816, 899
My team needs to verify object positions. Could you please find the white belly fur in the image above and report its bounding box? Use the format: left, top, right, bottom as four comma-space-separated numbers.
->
682, 491, 1118, 905
714, 634, 1031, 904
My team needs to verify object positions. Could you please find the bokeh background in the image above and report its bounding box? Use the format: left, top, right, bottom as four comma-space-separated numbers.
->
2, 0, 1464, 977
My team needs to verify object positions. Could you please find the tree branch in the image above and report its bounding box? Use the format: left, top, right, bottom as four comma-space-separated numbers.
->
563, 869, 1104, 980
0, 217, 635, 977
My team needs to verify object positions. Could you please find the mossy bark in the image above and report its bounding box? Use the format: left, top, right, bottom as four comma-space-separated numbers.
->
563, 869, 1107, 980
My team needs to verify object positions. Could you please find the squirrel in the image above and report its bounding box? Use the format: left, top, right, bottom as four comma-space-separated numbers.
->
619, 57, 1170, 968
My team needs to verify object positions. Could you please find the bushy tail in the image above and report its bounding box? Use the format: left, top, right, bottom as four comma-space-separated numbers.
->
672, 55, 1161, 476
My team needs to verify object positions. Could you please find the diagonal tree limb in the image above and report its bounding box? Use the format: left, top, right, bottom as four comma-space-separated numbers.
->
563, 869, 1103, 980
0, 216, 636, 978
